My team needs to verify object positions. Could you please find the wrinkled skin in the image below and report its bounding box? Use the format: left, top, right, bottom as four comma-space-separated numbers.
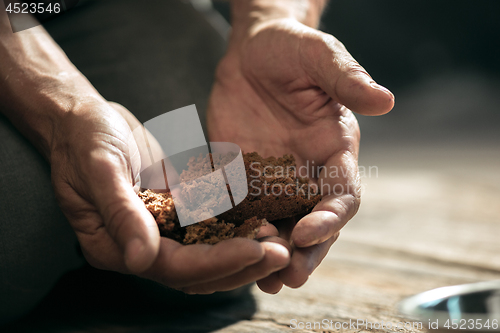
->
207, 19, 394, 293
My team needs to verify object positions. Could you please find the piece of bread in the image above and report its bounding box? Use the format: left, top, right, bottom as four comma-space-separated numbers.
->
139, 152, 321, 245
218, 152, 321, 223
139, 190, 265, 245
138, 191, 183, 242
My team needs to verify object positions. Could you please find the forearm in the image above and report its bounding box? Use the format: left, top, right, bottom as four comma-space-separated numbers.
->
0, 6, 105, 159
230, 0, 328, 37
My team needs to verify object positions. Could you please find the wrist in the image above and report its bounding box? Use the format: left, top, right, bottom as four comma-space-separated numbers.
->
229, 0, 327, 42
0, 26, 106, 160
2, 68, 105, 160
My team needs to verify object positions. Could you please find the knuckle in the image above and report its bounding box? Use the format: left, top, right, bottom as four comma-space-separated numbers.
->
343, 61, 369, 77
319, 33, 343, 51
107, 101, 126, 112
102, 200, 134, 239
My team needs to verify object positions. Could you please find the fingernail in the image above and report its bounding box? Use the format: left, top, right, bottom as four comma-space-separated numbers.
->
267, 242, 289, 256
370, 81, 395, 100
294, 233, 316, 247
265, 243, 291, 269
125, 238, 146, 270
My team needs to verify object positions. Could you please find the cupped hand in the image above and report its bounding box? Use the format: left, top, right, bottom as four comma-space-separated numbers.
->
49, 100, 290, 293
207, 18, 394, 293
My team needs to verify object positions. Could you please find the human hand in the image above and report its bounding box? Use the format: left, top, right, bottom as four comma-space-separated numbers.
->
207, 18, 394, 293
49, 100, 290, 293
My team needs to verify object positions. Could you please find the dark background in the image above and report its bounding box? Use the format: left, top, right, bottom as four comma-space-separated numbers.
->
320, 0, 500, 89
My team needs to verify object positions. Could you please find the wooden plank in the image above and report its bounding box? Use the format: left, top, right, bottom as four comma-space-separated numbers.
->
213, 144, 500, 333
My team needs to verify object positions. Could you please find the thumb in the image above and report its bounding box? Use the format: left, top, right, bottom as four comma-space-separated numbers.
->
91, 166, 160, 273
300, 32, 395, 115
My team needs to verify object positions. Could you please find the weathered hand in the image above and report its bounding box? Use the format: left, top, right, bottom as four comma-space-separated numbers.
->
207, 18, 394, 293
50, 100, 289, 293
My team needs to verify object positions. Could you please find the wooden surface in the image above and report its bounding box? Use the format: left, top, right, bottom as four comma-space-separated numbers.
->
215, 143, 500, 333
5, 144, 500, 333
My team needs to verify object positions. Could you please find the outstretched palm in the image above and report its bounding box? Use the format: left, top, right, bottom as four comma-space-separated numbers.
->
207, 19, 394, 292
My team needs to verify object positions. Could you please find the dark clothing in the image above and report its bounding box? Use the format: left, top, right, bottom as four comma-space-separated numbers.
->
0, 0, 226, 325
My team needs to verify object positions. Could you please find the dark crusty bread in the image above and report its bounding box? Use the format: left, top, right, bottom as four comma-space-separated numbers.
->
139, 190, 265, 245
139, 190, 182, 242
218, 152, 321, 223
183, 216, 265, 245
139, 152, 321, 245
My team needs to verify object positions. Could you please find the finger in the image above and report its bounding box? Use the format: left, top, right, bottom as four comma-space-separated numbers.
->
256, 222, 279, 238
300, 30, 394, 116
292, 148, 360, 247
181, 240, 290, 294
257, 272, 284, 294
256, 233, 293, 294
143, 237, 266, 288
254, 236, 292, 294
89, 159, 160, 274
279, 233, 339, 288
259, 235, 293, 254
108, 102, 179, 191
